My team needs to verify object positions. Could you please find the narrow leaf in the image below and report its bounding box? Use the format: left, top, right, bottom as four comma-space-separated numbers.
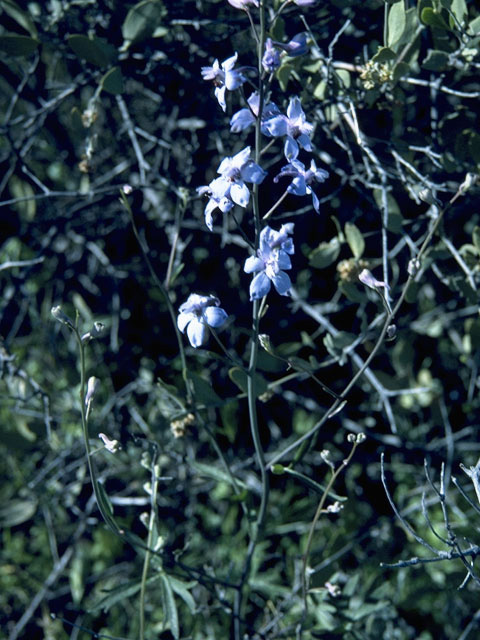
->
160, 574, 179, 639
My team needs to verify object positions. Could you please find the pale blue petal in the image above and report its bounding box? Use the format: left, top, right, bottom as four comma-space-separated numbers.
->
230, 182, 250, 207
242, 162, 267, 184
264, 115, 288, 137
222, 53, 238, 71
288, 175, 307, 196
310, 189, 320, 213
271, 270, 292, 296
244, 256, 264, 273
204, 306, 228, 328
297, 133, 312, 151
215, 86, 227, 111
187, 317, 208, 348
230, 108, 255, 132
284, 136, 299, 161
276, 251, 292, 270
287, 97, 302, 120
219, 196, 234, 213
250, 271, 271, 300
225, 69, 245, 90
178, 312, 194, 333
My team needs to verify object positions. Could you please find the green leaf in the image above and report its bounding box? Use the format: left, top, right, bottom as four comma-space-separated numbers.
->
372, 46, 397, 64
373, 189, 403, 233
282, 467, 347, 501
388, 1, 406, 48
422, 49, 449, 70
0, 35, 39, 56
190, 372, 222, 406
160, 574, 179, 639
472, 227, 480, 253
168, 576, 197, 614
100, 66, 124, 94
442, 0, 467, 25
421, 7, 450, 29
1, 0, 38, 37
345, 222, 365, 259
228, 366, 268, 397
323, 331, 357, 366
89, 576, 160, 613
69, 551, 85, 604
122, 0, 167, 49
392, 60, 410, 83
309, 238, 340, 269
0, 499, 37, 527
276, 62, 293, 92
190, 461, 246, 490
468, 16, 480, 35
156, 377, 185, 420
67, 35, 116, 67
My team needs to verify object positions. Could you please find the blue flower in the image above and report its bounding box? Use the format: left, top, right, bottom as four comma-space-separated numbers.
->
244, 223, 294, 300
201, 53, 246, 112
272, 33, 308, 58
262, 38, 281, 73
177, 294, 228, 348
274, 158, 328, 212
198, 146, 267, 230
230, 93, 280, 133
263, 96, 314, 160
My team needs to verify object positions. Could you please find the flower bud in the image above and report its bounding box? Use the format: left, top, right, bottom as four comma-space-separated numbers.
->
51, 306, 74, 329
85, 376, 99, 405
418, 188, 441, 206
98, 432, 120, 453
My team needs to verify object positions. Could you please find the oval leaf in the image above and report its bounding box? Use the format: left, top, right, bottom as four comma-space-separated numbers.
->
68, 34, 115, 67
345, 222, 365, 259
309, 238, 340, 269
228, 367, 268, 397
388, 1, 406, 48
122, 0, 166, 48
100, 66, 124, 94
0, 34, 39, 56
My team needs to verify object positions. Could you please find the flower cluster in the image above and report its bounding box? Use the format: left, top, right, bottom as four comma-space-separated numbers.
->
201, 53, 246, 112
197, 146, 267, 230
177, 294, 228, 348
274, 158, 329, 213
244, 223, 295, 300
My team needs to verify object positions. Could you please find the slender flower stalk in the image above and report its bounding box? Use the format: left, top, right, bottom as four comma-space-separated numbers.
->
234, 4, 270, 639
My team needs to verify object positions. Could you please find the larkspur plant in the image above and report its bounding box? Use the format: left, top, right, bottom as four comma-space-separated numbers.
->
9, 1, 479, 640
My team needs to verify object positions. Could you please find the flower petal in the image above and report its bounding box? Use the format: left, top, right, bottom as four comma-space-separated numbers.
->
230, 108, 255, 132
241, 161, 267, 184
284, 136, 299, 161
249, 271, 271, 300
271, 270, 292, 296
186, 317, 208, 348
177, 312, 194, 333
204, 306, 228, 328
230, 181, 250, 207
244, 256, 264, 273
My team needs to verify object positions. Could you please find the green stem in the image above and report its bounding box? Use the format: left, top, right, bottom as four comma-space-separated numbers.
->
301, 442, 359, 615
234, 5, 269, 639
139, 453, 160, 640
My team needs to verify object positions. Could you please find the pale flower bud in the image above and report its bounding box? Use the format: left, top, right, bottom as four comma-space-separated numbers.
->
85, 376, 99, 405
98, 432, 120, 453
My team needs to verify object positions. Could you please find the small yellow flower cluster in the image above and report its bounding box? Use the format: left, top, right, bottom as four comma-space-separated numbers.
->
170, 413, 195, 438
337, 258, 369, 283
359, 60, 393, 89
